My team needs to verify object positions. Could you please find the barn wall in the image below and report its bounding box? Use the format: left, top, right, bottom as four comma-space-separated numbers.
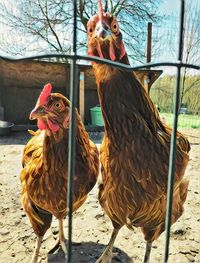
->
0, 60, 99, 125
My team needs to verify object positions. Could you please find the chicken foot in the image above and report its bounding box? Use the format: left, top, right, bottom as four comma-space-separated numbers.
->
95, 228, 119, 263
143, 242, 152, 263
31, 236, 43, 263
48, 219, 67, 255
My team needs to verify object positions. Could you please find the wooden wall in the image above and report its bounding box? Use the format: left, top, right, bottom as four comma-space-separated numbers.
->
0, 59, 162, 126
0, 60, 98, 125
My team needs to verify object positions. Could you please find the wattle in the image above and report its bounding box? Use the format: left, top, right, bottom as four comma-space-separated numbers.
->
47, 120, 59, 132
109, 41, 116, 61
37, 119, 47, 130
37, 118, 59, 132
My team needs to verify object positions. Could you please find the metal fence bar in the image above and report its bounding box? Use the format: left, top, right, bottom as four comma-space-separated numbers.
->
164, 0, 185, 262
67, 0, 78, 262
1, 54, 199, 71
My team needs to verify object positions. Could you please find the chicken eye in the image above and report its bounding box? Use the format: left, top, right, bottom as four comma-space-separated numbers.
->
89, 28, 93, 33
112, 24, 118, 31
111, 20, 119, 33
55, 102, 61, 108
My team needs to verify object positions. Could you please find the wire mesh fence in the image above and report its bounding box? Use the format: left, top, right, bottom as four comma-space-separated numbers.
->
160, 112, 200, 129
0, 0, 200, 263
150, 74, 200, 129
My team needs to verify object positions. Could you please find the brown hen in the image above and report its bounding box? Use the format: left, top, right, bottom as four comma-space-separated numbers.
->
87, 1, 190, 263
20, 83, 99, 263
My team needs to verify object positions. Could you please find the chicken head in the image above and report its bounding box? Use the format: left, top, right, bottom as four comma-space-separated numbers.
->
87, 0, 128, 63
30, 83, 70, 133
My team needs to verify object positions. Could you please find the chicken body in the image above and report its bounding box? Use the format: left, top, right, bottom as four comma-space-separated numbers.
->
20, 84, 99, 262
96, 66, 189, 236
87, 2, 190, 262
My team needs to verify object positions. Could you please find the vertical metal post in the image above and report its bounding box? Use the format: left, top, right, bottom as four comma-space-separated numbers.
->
145, 22, 152, 93
67, 0, 78, 262
147, 22, 152, 63
164, 0, 185, 262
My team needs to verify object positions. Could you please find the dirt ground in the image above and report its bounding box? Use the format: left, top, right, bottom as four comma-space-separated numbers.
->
0, 129, 199, 263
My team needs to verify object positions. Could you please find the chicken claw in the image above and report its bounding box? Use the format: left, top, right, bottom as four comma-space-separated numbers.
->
143, 242, 152, 263
48, 236, 67, 255
95, 254, 111, 263
30, 236, 43, 263
95, 251, 118, 263
48, 219, 67, 255
95, 228, 119, 263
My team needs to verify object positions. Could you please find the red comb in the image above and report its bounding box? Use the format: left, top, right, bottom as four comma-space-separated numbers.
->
98, 0, 103, 21
38, 83, 52, 105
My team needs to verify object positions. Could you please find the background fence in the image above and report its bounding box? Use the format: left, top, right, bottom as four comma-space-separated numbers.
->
150, 75, 200, 129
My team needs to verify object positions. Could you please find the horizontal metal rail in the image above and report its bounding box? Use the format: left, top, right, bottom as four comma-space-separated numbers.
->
0, 54, 199, 71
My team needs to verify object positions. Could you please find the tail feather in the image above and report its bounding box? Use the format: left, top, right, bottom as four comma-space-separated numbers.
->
171, 177, 189, 225
22, 193, 44, 225
22, 193, 52, 236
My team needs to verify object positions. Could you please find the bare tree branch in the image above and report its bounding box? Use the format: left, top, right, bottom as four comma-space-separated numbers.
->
0, 0, 162, 63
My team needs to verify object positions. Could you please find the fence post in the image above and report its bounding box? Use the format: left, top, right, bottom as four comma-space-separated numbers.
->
67, 0, 78, 262
164, 0, 185, 262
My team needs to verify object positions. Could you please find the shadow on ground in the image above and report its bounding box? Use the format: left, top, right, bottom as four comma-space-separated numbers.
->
0, 131, 31, 145
48, 241, 134, 263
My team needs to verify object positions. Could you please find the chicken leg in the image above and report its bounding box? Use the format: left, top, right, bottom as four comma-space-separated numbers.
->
31, 236, 43, 263
143, 242, 152, 263
48, 219, 67, 255
95, 228, 119, 263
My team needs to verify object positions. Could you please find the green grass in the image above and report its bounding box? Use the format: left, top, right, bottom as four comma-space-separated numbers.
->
160, 113, 200, 128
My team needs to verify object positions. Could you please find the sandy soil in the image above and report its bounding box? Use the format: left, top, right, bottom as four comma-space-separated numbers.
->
0, 129, 199, 263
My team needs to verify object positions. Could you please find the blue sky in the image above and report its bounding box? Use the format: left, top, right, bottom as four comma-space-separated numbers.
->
147, 0, 200, 74
158, 0, 200, 17
159, 0, 179, 14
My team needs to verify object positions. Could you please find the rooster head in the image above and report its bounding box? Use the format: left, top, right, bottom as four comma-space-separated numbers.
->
30, 83, 70, 133
87, 0, 128, 63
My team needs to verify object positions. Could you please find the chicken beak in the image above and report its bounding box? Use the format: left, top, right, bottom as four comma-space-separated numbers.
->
29, 106, 45, 120
96, 21, 111, 39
